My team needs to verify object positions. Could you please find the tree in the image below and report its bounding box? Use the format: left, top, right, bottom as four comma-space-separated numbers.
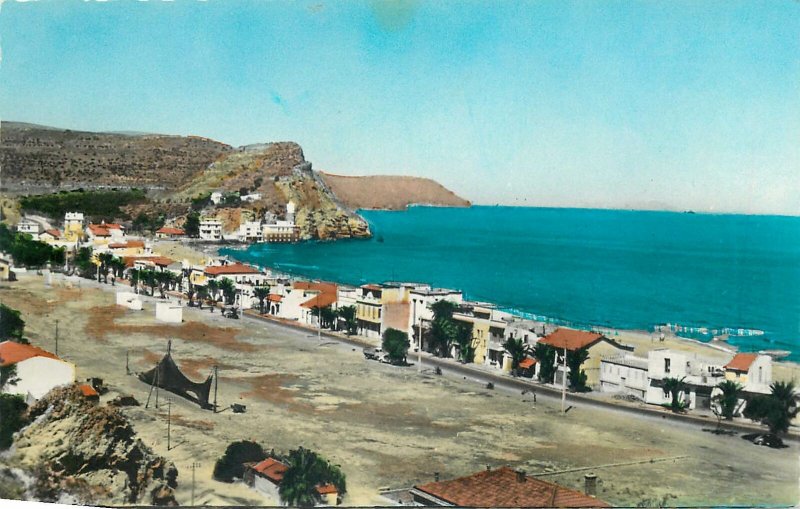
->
155, 271, 172, 299
336, 305, 357, 335
382, 328, 410, 365
428, 300, 459, 357
454, 322, 475, 363
502, 337, 531, 374
74, 247, 96, 279
0, 304, 27, 343
714, 380, 744, 420
532, 342, 556, 383
0, 394, 28, 450
184, 211, 201, 237
97, 252, 114, 283
744, 381, 799, 437
219, 278, 236, 305
111, 257, 127, 279
279, 447, 346, 508
212, 440, 266, 482
662, 377, 687, 412
253, 286, 270, 314
566, 347, 590, 392
196, 287, 208, 308
143, 270, 158, 297
129, 268, 141, 293
207, 280, 220, 303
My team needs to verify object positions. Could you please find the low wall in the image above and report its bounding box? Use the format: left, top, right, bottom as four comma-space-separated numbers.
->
155, 301, 182, 323
116, 291, 143, 311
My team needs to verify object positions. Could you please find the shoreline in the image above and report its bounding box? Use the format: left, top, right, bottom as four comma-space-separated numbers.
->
155, 240, 800, 376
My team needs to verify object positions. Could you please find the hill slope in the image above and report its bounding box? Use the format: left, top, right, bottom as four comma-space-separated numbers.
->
320, 172, 470, 210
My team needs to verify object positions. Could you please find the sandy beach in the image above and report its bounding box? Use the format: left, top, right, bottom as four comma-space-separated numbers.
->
0, 273, 797, 507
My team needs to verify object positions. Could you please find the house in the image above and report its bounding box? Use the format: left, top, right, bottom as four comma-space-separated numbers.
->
125, 256, 176, 273
409, 287, 463, 347
86, 222, 126, 245
240, 192, 262, 203
155, 227, 186, 239
238, 221, 264, 243
298, 282, 339, 326
203, 263, 268, 308
410, 466, 610, 507
210, 191, 224, 205
199, 218, 223, 241
452, 303, 508, 367
599, 354, 650, 400
645, 349, 725, 410
107, 240, 149, 257
262, 202, 299, 243
63, 212, 85, 242
0, 256, 12, 281
538, 328, 634, 388
16, 218, 43, 236
38, 229, 62, 243
0, 341, 76, 403
724, 353, 772, 393
245, 457, 340, 506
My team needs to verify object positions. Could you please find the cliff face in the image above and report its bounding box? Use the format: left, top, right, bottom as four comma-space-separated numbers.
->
319, 172, 471, 210
10, 386, 178, 506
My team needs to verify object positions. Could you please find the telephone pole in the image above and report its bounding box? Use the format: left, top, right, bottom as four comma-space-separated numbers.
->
213, 365, 219, 413
54, 320, 59, 357
167, 398, 172, 451
561, 346, 567, 413
190, 461, 200, 506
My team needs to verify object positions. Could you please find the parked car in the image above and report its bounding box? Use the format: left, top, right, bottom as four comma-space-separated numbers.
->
363, 347, 387, 362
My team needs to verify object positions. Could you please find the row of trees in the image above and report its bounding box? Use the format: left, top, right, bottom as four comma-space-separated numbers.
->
427, 300, 474, 362
0, 224, 65, 269
213, 441, 346, 507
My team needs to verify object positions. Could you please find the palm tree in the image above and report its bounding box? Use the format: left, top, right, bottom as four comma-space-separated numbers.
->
98, 252, 114, 283
566, 347, 590, 392
336, 305, 357, 335
196, 286, 208, 309
744, 381, 799, 437
207, 280, 220, 303
454, 322, 475, 363
429, 300, 459, 357
143, 270, 158, 297
219, 278, 236, 305
111, 257, 127, 279
155, 271, 172, 299
532, 342, 556, 383
662, 377, 687, 412
502, 337, 531, 375
253, 286, 270, 314
714, 380, 743, 420
186, 283, 196, 306
129, 268, 141, 293
279, 448, 326, 508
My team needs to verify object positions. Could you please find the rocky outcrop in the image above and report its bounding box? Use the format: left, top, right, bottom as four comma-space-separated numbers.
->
319, 172, 470, 210
11, 385, 178, 506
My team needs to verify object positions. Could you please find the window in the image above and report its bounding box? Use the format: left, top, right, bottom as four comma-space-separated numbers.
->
664, 358, 671, 374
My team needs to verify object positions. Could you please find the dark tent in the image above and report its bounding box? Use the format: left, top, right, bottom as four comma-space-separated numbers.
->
139, 348, 213, 409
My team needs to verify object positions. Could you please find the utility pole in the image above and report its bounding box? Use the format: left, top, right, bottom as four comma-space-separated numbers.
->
418, 316, 423, 373
213, 365, 219, 413
561, 346, 567, 413
190, 461, 200, 506
167, 398, 172, 451
125, 350, 130, 375
54, 320, 59, 357
318, 304, 322, 340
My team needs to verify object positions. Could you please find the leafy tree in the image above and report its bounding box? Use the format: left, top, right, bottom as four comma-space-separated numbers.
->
196, 287, 209, 308
184, 211, 201, 237
143, 270, 158, 297
313, 306, 336, 329
428, 300, 459, 357
566, 347, 590, 392
714, 380, 744, 420
279, 447, 346, 508
155, 271, 172, 299
111, 257, 127, 278
0, 304, 26, 343
454, 322, 475, 363
0, 394, 28, 450
74, 247, 96, 279
253, 286, 270, 314
336, 305, 357, 335
382, 328, 410, 365
662, 377, 688, 412
0, 223, 64, 269
18, 189, 146, 219
219, 278, 236, 305
744, 381, 799, 436
533, 342, 556, 383
0, 364, 19, 388
207, 280, 220, 303
97, 252, 114, 283
190, 193, 211, 211
503, 337, 531, 374
212, 440, 266, 483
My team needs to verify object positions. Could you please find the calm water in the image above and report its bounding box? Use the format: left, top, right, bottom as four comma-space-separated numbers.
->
222, 206, 800, 360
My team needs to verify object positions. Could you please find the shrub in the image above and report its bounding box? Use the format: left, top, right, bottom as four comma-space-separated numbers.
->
0, 394, 28, 450
212, 440, 266, 482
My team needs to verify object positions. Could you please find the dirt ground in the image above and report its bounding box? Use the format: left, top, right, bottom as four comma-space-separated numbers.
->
1, 274, 798, 507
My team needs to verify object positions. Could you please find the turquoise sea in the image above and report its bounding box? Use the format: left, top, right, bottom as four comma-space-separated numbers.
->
222, 206, 800, 361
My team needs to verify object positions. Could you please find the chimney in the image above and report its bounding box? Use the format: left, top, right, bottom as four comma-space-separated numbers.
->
434, 472, 440, 482
516, 470, 526, 483
584, 474, 597, 496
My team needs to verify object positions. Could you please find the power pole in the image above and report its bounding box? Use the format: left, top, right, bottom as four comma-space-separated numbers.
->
213, 365, 219, 413
126, 350, 130, 375
418, 317, 423, 373
318, 305, 322, 340
561, 346, 567, 413
167, 398, 172, 451
54, 320, 59, 357
190, 461, 200, 506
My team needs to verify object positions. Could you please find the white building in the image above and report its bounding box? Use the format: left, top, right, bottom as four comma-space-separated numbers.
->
199, 218, 223, 241
645, 349, 725, 410
238, 221, 264, 242
210, 191, 224, 205
241, 193, 262, 203
262, 202, 299, 242
0, 341, 76, 403
723, 353, 772, 393
16, 218, 43, 237
599, 354, 650, 400
409, 287, 463, 346
245, 457, 339, 506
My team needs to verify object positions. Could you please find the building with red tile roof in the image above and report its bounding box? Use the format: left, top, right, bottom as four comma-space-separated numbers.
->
204, 263, 261, 276
538, 328, 633, 388
155, 227, 186, 238
109, 240, 145, 249
245, 457, 340, 505
0, 341, 60, 367
78, 383, 100, 399
124, 256, 175, 269
723, 352, 772, 391
0, 341, 76, 401
538, 328, 606, 351
39, 228, 62, 241
412, 466, 610, 508
724, 353, 758, 372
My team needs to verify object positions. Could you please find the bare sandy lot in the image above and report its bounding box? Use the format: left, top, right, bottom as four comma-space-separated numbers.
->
1, 274, 797, 507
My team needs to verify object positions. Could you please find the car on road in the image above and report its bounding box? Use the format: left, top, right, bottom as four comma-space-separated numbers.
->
363, 347, 388, 363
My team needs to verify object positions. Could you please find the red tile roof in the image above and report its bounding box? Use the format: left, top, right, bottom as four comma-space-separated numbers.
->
251, 457, 288, 483
301, 292, 338, 309
204, 263, 261, 276
156, 227, 185, 235
414, 467, 610, 508
124, 256, 175, 268
88, 225, 111, 237
315, 483, 338, 495
109, 240, 145, 249
539, 328, 606, 351
78, 384, 99, 398
268, 294, 283, 302
519, 357, 537, 369
725, 353, 758, 372
42, 229, 61, 238
361, 284, 383, 291
0, 341, 60, 367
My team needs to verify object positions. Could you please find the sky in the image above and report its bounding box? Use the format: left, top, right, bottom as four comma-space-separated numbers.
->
1, 1, 799, 215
